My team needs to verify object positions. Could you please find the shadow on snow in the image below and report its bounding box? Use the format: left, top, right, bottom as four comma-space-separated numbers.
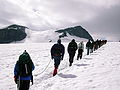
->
58, 73, 77, 78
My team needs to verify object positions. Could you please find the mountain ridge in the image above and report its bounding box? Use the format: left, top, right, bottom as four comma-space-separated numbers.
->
55, 26, 94, 41
0, 24, 27, 43
0, 24, 94, 43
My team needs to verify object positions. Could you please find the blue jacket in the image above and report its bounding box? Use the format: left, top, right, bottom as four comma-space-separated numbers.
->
14, 61, 35, 80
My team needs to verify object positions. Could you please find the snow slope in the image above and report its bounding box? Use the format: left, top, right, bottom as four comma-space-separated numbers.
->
0, 42, 120, 90
23, 29, 88, 43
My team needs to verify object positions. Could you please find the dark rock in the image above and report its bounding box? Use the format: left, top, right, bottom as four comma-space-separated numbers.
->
0, 24, 28, 43
55, 26, 94, 41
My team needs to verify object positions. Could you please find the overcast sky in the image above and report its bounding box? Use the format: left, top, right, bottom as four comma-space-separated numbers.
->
0, 0, 120, 41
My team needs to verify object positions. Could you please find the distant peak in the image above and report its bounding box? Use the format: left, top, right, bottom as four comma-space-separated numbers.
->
7, 24, 28, 29
55, 25, 94, 41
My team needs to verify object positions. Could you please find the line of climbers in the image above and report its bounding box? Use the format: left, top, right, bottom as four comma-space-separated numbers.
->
86, 39, 107, 55
13, 39, 107, 90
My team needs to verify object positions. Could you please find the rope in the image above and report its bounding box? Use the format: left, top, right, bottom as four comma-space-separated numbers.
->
34, 58, 52, 76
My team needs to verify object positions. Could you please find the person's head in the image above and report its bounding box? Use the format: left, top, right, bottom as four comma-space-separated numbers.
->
23, 50, 27, 54
72, 39, 75, 42
81, 41, 83, 44
19, 50, 31, 63
57, 39, 61, 44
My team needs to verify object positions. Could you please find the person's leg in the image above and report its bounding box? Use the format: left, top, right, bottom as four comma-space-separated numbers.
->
53, 56, 60, 76
87, 48, 89, 55
69, 53, 73, 66
80, 52, 83, 59
54, 56, 60, 68
24, 80, 30, 90
72, 52, 75, 61
19, 80, 24, 90
69, 52, 75, 66
77, 49, 80, 60
80, 49, 83, 59
19, 80, 30, 90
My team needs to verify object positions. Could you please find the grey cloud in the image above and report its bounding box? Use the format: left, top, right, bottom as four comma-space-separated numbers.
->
0, 0, 120, 41
82, 5, 120, 41
0, 0, 27, 25
36, 0, 97, 28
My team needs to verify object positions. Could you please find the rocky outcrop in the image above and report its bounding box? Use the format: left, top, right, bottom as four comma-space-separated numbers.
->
55, 26, 94, 41
0, 24, 28, 43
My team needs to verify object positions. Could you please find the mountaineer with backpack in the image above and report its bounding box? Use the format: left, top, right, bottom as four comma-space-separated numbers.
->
86, 39, 92, 55
77, 41, 84, 60
67, 39, 77, 66
51, 39, 65, 76
14, 50, 35, 90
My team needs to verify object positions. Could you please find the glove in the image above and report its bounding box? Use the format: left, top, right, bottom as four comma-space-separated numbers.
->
14, 76, 18, 84
60, 57, 63, 60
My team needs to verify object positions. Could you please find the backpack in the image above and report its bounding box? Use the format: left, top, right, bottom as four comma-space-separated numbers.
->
69, 42, 77, 51
53, 45, 61, 55
86, 42, 91, 47
17, 53, 33, 77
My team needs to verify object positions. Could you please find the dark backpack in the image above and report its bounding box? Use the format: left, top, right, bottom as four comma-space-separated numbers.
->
86, 42, 91, 47
17, 53, 33, 77
53, 45, 61, 55
68, 42, 77, 51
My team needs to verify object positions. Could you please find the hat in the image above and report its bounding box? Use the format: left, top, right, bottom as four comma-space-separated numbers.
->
72, 39, 75, 42
57, 39, 61, 44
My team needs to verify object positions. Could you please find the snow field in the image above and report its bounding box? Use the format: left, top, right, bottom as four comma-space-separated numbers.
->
0, 42, 120, 90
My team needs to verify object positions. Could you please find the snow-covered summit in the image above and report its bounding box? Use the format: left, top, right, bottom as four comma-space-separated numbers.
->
24, 28, 89, 43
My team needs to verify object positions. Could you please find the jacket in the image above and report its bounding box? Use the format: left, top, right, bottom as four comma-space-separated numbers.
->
14, 60, 35, 80
51, 43, 65, 59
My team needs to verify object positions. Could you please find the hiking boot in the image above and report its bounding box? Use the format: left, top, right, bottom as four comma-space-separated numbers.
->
53, 68, 58, 76
69, 63, 72, 66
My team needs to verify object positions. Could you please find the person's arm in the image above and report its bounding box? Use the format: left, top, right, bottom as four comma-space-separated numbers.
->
32, 62, 35, 71
30, 61, 35, 85
75, 43, 78, 51
50, 45, 55, 59
14, 62, 19, 84
61, 45, 65, 60
67, 43, 70, 53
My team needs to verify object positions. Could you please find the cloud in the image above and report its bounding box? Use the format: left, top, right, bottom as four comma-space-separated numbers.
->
0, 0, 120, 41
78, 0, 120, 7
0, 0, 53, 30
82, 5, 120, 41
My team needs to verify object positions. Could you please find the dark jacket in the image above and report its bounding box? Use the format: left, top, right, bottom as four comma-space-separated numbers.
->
51, 43, 65, 59
86, 41, 91, 48
14, 53, 35, 80
67, 40, 77, 53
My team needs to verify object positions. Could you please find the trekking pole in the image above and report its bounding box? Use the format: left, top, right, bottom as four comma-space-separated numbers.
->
31, 74, 33, 85
17, 76, 20, 90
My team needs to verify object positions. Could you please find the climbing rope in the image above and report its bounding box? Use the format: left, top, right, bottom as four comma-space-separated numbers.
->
34, 58, 52, 76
